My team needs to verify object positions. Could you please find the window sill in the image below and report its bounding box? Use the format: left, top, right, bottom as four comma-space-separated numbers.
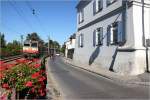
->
79, 20, 84, 24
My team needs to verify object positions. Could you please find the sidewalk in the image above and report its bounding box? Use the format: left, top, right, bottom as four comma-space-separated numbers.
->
45, 57, 61, 100
63, 57, 150, 86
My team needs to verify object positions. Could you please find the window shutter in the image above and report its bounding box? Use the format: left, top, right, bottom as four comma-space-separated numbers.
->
81, 34, 84, 47
78, 12, 80, 24
110, 25, 114, 45
96, 30, 99, 45
78, 35, 80, 47
99, 0, 103, 10
93, 30, 96, 47
106, 0, 110, 6
100, 27, 103, 45
79, 10, 82, 23
93, 0, 96, 15
95, 0, 99, 13
81, 9, 84, 22
107, 26, 111, 46
117, 21, 124, 45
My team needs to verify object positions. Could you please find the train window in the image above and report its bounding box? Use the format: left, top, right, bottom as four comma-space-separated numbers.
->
24, 44, 30, 46
31, 43, 37, 47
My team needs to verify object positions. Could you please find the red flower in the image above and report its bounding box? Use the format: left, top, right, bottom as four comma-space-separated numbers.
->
34, 64, 41, 68
0, 73, 4, 79
31, 72, 40, 79
39, 70, 45, 74
0, 93, 7, 100
32, 58, 40, 62
25, 81, 33, 87
16, 59, 28, 63
38, 76, 46, 82
0, 67, 5, 71
0, 61, 4, 65
5, 64, 15, 69
31, 87, 35, 93
2, 83, 9, 89
38, 88, 46, 96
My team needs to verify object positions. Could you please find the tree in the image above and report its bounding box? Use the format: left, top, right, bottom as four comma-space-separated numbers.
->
53, 41, 60, 49
26, 32, 44, 47
12, 40, 20, 46
61, 43, 66, 55
26, 32, 41, 41
0, 32, 6, 48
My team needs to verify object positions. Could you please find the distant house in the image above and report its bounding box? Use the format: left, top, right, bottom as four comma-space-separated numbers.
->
73, 0, 150, 75
65, 34, 76, 59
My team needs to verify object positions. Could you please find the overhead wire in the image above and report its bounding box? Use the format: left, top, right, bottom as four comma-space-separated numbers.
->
25, 1, 48, 34
1, 22, 20, 34
8, 0, 34, 32
1, 23, 24, 43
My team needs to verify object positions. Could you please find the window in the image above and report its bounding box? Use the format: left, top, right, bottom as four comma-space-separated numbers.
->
78, 9, 84, 24
93, 0, 103, 14
106, 0, 117, 6
93, 27, 103, 46
78, 34, 84, 47
107, 21, 125, 46
31, 43, 38, 47
24, 44, 30, 47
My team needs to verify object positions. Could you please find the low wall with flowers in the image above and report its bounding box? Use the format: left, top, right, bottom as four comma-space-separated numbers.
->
0, 57, 47, 99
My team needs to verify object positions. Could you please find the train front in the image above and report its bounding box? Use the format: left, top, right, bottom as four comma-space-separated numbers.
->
23, 40, 39, 58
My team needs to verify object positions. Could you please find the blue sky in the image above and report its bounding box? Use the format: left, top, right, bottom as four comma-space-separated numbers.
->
0, 0, 78, 45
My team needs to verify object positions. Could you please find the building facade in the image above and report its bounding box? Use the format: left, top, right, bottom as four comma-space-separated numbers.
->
73, 0, 150, 75
65, 34, 76, 59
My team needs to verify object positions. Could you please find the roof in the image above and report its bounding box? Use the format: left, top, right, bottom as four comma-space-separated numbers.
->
69, 33, 76, 39
76, 0, 91, 9
24, 40, 38, 44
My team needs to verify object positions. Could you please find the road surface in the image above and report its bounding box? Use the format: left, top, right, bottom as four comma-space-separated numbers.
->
48, 56, 149, 100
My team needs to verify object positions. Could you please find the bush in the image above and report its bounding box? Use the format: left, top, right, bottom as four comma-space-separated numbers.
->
0, 59, 47, 99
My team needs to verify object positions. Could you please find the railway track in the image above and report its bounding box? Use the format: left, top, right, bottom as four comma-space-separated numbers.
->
0, 55, 23, 63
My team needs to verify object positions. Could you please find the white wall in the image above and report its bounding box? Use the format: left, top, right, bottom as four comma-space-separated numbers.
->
65, 39, 76, 58
74, 0, 150, 75
78, 0, 122, 28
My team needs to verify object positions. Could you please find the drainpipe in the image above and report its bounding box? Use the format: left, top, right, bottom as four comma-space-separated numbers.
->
141, 0, 149, 72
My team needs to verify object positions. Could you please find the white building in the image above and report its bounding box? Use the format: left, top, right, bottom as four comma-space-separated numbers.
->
65, 34, 76, 59
73, 0, 150, 75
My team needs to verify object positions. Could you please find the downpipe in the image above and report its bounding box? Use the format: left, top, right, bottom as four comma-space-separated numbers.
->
141, 0, 149, 73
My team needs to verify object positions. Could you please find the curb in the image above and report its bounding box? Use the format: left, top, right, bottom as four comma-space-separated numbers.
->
45, 57, 62, 100
63, 58, 150, 86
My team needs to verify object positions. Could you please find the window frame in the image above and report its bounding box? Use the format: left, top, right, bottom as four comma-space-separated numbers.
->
78, 9, 84, 24
78, 33, 84, 48
31, 43, 38, 48
95, 27, 103, 46
24, 43, 30, 47
93, 0, 103, 15
107, 21, 125, 46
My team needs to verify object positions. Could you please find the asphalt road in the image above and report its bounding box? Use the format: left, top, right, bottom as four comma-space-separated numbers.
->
48, 56, 149, 100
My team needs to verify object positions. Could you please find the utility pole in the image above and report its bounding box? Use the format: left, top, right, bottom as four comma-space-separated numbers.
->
48, 36, 50, 55
20, 35, 23, 54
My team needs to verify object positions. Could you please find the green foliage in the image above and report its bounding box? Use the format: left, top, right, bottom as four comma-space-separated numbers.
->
1, 64, 38, 91
0, 40, 22, 57
0, 60, 47, 98
0, 33, 6, 48
61, 43, 66, 54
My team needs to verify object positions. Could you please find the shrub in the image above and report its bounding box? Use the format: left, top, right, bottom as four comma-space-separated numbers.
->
0, 59, 47, 99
